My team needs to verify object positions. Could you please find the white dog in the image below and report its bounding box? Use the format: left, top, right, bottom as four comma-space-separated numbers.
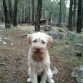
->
27, 32, 54, 83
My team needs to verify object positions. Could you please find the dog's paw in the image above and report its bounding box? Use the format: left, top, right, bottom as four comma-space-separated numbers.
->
47, 79, 55, 83
50, 79, 55, 83
27, 78, 31, 83
40, 82, 46, 83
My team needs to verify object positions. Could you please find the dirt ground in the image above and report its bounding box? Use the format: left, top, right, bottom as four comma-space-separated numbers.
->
0, 24, 83, 83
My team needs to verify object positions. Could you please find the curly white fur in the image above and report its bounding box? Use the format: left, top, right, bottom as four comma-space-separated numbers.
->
27, 32, 54, 83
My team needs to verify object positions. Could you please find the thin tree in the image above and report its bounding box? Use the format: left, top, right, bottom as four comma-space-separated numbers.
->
28, 1, 31, 23
42, 8, 45, 19
35, 0, 42, 31
24, 1, 31, 23
72, 0, 76, 28
63, 0, 66, 23
32, 0, 34, 25
8, 0, 12, 23
2, 0, 11, 28
58, 0, 62, 27
48, 3, 52, 26
82, 1, 83, 27
72, 0, 76, 29
0, 1, 4, 22
77, 0, 82, 33
68, 0, 73, 31
48, 11, 51, 25
13, 0, 18, 27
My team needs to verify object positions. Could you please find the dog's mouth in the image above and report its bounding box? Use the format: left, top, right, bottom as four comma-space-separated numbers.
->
32, 48, 45, 61
35, 49, 43, 53
32, 51, 44, 61
32, 48, 44, 53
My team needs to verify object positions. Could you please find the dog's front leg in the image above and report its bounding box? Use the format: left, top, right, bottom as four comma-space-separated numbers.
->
31, 71, 38, 83
46, 68, 55, 83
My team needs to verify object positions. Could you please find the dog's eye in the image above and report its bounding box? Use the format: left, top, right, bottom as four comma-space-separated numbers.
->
41, 41, 45, 44
33, 39, 37, 43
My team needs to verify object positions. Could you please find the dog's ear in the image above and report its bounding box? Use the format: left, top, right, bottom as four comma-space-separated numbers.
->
47, 36, 53, 47
27, 34, 32, 45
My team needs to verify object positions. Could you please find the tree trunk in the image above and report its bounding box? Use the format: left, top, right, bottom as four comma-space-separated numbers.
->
58, 0, 62, 27
22, 6, 24, 23
68, 0, 73, 31
72, 0, 76, 29
77, 0, 82, 33
28, 1, 31, 23
35, 0, 42, 31
25, 1, 30, 23
2, 0, 11, 28
32, 0, 34, 25
25, 1, 31, 24
42, 8, 45, 19
8, 0, 12, 23
23, 6, 25, 23
48, 11, 51, 25
82, 1, 83, 28
13, 0, 18, 27
63, 0, 66, 23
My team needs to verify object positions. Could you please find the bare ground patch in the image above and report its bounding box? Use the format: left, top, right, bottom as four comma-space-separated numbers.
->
0, 25, 83, 83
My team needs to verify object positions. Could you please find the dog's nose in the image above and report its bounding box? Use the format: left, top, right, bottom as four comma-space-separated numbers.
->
36, 47, 40, 51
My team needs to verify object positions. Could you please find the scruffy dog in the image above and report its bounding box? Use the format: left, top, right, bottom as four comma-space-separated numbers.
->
27, 32, 54, 83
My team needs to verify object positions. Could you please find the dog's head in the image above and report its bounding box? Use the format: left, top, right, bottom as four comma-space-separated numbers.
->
28, 32, 53, 53
27, 32, 53, 61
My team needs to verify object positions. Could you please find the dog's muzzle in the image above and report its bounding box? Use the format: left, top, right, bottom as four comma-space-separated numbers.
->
35, 47, 43, 52
32, 46, 44, 53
